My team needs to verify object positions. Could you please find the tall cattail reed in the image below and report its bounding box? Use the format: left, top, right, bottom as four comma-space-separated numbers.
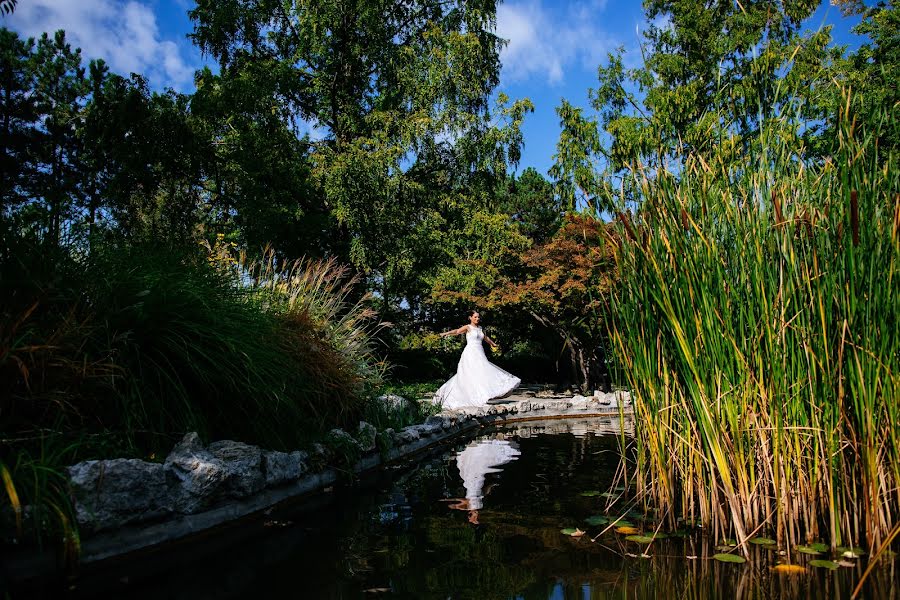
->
609, 101, 899, 553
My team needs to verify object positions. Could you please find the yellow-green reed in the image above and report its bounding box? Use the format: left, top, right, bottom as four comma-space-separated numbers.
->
609, 98, 898, 553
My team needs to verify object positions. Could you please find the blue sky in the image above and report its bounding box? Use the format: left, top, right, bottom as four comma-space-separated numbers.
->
6, 0, 872, 177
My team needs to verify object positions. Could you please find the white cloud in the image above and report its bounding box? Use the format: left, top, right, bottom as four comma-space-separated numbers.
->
8, 0, 196, 90
496, 0, 617, 85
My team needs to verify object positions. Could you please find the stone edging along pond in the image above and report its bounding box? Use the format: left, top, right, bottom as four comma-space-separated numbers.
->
62, 391, 633, 566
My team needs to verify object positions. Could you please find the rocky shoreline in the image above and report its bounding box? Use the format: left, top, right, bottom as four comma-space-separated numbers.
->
15, 390, 633, 572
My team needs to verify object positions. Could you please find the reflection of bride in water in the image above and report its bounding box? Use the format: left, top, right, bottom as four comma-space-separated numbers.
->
447, 439, 520, 524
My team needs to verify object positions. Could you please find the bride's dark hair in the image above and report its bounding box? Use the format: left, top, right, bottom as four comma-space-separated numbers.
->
467, 309, 479, 318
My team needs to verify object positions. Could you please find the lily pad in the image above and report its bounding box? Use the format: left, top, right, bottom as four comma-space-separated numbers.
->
713, 553, 746, 564
561, 528, 585, 537
836, 546, 865, 557
749, 537, 777, 546
584, 515, 610, 526
795, 545, 823, 555
809, 542, 830, 553
616, 526, 640, 535
808, 560, 839, 570
579, 490, 602, 497
625, 535, 658, 544
773, 564, 806, 574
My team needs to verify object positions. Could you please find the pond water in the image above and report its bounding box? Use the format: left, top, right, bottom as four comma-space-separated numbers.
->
25, 420, 896, 599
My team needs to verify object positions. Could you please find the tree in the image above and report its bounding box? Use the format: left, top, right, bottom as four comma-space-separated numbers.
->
0, 28, 36, 227
29, 30, 88, 247
551, 0, 831, 210
189, 0, 532, 309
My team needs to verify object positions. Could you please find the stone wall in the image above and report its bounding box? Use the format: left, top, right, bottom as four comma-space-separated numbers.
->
62, 391, 632, 563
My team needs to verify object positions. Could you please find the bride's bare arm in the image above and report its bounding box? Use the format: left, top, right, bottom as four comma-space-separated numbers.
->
482, 334, 498, 348
439, 325, 469, 338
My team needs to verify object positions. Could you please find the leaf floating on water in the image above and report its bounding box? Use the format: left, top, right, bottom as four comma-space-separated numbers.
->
616, 526, 640, 535
363, 588, 392, 594
749, 537, 777, 546
808, 560, 839, 570
579, 490, 602, 497
584, 515, 610, 526
837, 560, 856, 568
809, 542, 830, 553
625, 535, 657, 544
773, 564, 806, 574
713, 553, 746, 564
836, 546, 866, 557
724, 538, 737, 546
796, 545, 823, 556
561, 528, 585, 537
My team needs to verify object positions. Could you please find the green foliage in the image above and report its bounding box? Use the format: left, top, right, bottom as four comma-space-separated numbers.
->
610, 94, 899, 550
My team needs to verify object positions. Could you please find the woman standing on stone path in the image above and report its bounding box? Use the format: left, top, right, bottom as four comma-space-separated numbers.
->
435, 310, 520, 410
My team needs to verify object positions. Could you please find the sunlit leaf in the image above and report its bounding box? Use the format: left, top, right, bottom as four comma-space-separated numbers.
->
796, 545, 823, 555
773, 564, 806, 574
749, 537, 777, 546
625, 535, 658, 543
616, 526, 640, 535
808, 560, 839, 570
713, 553, 746, 564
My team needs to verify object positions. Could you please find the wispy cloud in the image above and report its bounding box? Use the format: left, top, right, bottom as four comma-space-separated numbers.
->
8, 0, 197, 90
496, 0, 618, 85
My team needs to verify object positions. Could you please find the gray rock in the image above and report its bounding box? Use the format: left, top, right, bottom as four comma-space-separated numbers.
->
207, 440, 265, 498
68, 458, 170, 532
357, 421, 377, 453
424, 415, 447, 430
396, 427, 420, 444
375, 394, 413, 412
328, 428, 362, 450
263, 450, 307, 487
165, 433, 229, 514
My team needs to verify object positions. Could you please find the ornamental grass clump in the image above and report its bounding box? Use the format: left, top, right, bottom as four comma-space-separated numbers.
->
610, 102, 899, 553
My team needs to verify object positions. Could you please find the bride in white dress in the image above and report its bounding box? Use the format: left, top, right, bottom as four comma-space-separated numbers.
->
435, 310, 520, 410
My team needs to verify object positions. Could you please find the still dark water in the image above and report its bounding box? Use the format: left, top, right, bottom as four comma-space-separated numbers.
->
23, 420, 898, 599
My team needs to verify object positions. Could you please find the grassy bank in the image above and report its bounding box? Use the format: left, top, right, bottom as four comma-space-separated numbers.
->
610, 111, 899, 552
1, 236, 384, 546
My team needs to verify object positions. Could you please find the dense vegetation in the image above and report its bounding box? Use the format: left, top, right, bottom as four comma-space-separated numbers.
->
558, 0, 898, 554
0, 0, 897, 560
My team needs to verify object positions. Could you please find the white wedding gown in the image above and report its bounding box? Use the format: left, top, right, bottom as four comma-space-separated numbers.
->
456, 439, 521, 510
435, 325, 520, 410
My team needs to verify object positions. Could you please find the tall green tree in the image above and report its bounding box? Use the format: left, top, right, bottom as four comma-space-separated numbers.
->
30, 30, 88, 246
551, 0, 835, 210
189, 0, 531, 308
0, 28, 36, 227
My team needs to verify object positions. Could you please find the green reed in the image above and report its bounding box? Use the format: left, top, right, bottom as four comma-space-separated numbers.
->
609, 103, 899, 552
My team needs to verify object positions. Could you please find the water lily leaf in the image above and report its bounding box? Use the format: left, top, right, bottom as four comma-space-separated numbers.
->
616, 526, 640, 535
584, 515, 610, 526
773, 564, 806, 574
601, 492, 619, 498
809, 542, 830, 553
724, 538, 737, 546
713, 553, 746, 564
796, 545, 823, 555
808, 560, 839, 570
561, 528, 585, 537
625, 535, 658, 543
749, 537, 777, 546
579, 490, 601, 497
836, 546, 865, 557
837, 560, 856, 568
